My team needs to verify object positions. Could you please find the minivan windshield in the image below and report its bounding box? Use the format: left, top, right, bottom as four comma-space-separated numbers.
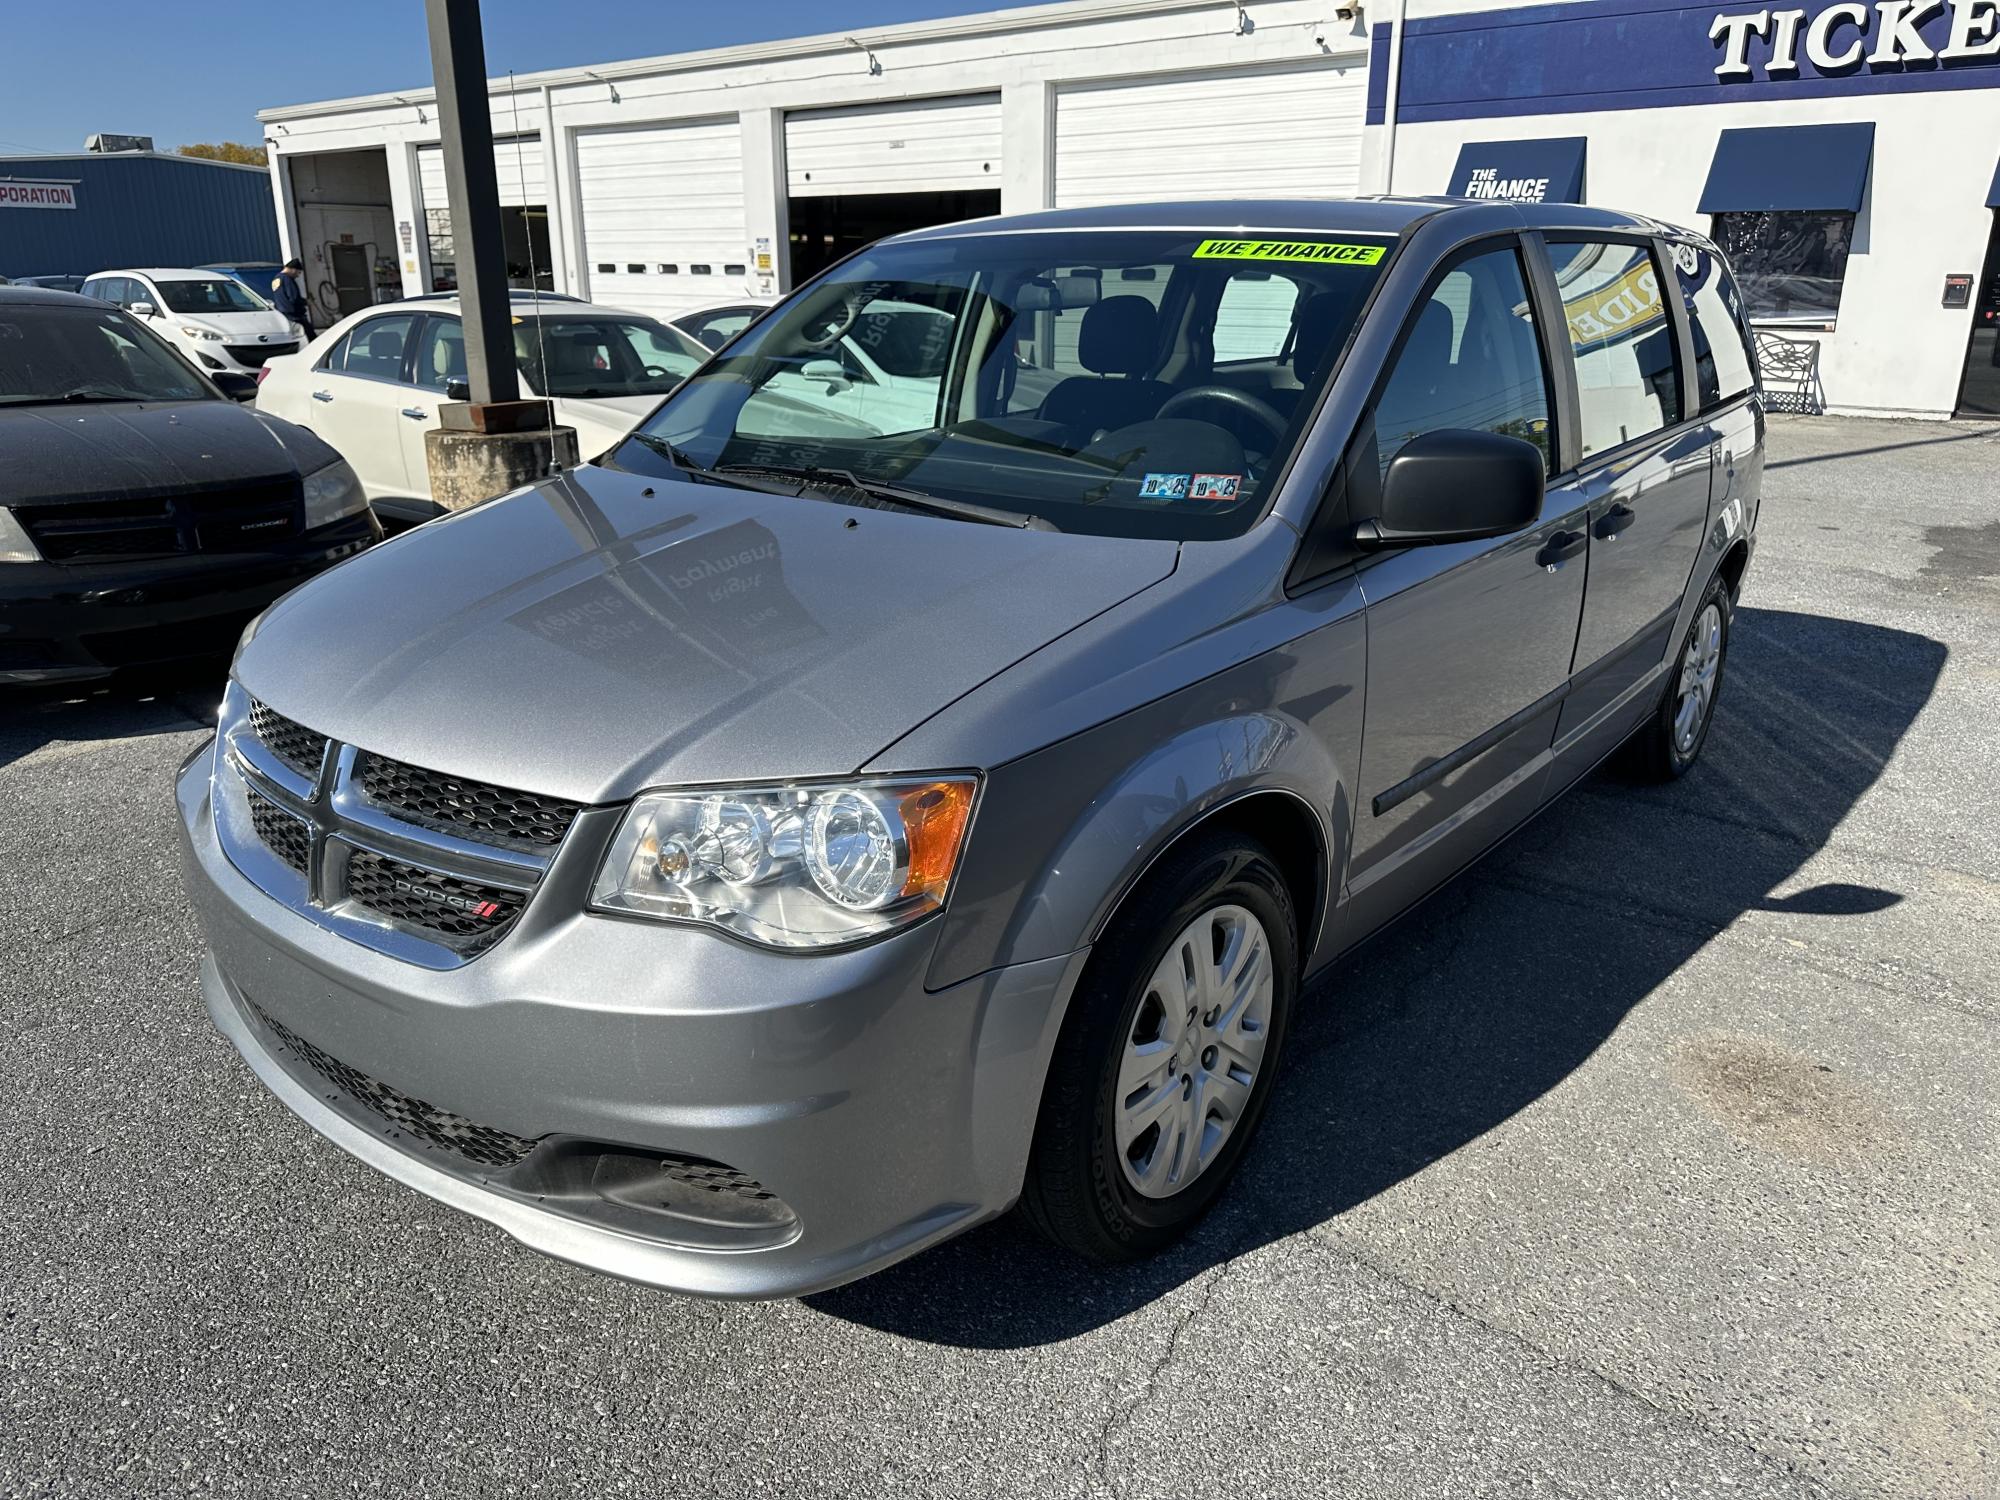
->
156, 277, 268, 314
0, 303, 213, 405
611, 229, 1392, 539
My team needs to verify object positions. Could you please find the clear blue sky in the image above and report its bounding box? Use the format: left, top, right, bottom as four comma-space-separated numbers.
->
0, 0, 1045, 156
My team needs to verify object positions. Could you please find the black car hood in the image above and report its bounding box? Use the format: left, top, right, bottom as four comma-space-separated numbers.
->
0, 400, 334, 506
238, 464, 1180, 803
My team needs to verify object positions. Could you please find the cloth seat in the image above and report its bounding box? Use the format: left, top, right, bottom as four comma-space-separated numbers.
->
1038, 296, 1172, 442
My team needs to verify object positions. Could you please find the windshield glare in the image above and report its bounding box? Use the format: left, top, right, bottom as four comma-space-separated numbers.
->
515, 318, 706, 398
613, 229, 1391, 539
157, 277, 268, 315
0, 304, 213, 404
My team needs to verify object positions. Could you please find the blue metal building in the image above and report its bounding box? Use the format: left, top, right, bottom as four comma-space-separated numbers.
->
0, 151, 279, 279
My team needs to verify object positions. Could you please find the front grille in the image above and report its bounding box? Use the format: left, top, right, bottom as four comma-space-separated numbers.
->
224, 341, 298, 366
251, 1001, 540, 1169
246, 787, 312, 874
343, 847, 525, 953
248, 699, 328, 780
15, 479, 301, 563
354, 753, 582, 851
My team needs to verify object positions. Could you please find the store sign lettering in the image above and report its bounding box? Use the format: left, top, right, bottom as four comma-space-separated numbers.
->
1709, 0, 2000, 78
1463, 166, 1553, 201
0, 181, 77, 210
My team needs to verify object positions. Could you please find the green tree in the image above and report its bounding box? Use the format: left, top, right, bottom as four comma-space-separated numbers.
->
178, 142, 267, 167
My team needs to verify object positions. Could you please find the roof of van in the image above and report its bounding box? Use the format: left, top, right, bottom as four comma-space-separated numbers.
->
886, 197, 1674, 241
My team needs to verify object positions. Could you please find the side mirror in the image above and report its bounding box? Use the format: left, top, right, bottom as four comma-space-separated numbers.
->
801, 358, 849, 390
1352, 428, 1545, 549
444, 377, 470, 402
130, 301, 157, 318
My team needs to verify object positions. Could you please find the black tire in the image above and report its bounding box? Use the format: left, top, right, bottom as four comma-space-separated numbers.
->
1621, 569, 1733, 782
1019, 828, 1298, 1262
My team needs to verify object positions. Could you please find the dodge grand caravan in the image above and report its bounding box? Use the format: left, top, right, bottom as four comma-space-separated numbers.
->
176, 199, 1764, 1297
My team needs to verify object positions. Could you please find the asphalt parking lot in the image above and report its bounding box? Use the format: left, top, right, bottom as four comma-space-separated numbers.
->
3, 414, 1995, 1500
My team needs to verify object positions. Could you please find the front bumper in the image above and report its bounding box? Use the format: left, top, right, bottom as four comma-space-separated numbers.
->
0, 516, 377, 684
176, 745, 1086, 1298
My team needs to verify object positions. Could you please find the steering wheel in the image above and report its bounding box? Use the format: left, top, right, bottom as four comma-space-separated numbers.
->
799, 287, 864, 351
1155, 385, 1290, 448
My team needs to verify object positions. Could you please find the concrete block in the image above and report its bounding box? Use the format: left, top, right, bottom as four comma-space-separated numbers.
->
423, 424, 581, 512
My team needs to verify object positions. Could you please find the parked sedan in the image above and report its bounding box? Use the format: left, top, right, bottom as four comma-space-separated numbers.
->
80, 269, 298, 399
177, 199, 1762, 1297
12, 274, 87, 293
0, 287, 379, 684
671, 301, 771, 351
255, 298, 707, 527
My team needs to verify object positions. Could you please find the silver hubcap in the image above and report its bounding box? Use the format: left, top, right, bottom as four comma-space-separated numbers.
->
1114, 903, 1274, 1199
1674, 602, 1723, 756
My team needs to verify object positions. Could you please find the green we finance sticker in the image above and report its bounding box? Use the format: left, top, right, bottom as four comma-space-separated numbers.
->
1193, 239, 1389, 266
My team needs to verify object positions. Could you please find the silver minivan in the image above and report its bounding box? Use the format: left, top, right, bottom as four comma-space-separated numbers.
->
176, 198, 1764, 1297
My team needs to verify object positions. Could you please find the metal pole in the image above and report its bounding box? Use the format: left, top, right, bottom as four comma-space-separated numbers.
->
424, 0, 518, 405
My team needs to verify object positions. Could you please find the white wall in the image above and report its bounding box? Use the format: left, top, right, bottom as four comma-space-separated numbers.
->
1380, 91, 1998, 419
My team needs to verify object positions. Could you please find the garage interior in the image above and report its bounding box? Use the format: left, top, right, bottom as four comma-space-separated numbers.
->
282, 147, 399, 323
786, 189, 1001, 282
417, 135, 552, 293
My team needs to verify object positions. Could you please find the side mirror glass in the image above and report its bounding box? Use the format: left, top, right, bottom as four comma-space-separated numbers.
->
444, 378, 470, 402
801, 358, 849, 389
130, 301, 157, 318
1353, 428, 1545, 549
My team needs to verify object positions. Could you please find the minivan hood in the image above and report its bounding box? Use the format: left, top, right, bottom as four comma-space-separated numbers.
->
237, 464, 1178, 803
0, 400, 329, 506
179, 310, 291, 336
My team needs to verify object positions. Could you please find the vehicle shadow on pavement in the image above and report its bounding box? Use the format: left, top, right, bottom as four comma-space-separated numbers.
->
0, 660, 227, 774
806, 605, 1948, 1348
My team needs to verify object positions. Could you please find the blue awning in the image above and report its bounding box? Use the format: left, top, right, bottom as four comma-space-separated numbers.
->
1988, 156, 2000, 209
1447, 138, 1586, 204
1699, 124, 1875, 215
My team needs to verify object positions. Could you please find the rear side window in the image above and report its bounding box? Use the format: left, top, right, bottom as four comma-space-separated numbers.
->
1672, 242, 1757, 410
323, 313, 417, 382
1547, 239, 1680, 460
1373, 244, 1551, 475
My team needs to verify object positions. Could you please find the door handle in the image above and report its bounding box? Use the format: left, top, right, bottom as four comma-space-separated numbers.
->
1536, 529, 1587, 569
400, 407, 428, 420
1593, 503, 1636, 541
311, 390, 333, 403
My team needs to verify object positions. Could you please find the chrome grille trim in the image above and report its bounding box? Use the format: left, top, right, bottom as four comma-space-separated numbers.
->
213, 682, 578, 969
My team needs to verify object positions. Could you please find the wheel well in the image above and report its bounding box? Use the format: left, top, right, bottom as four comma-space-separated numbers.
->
1717, 539, 1751, 600
1136, 792, 1328, 965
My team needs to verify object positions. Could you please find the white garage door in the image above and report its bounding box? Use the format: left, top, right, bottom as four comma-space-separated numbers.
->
575, 118, 748, 321
786, 95, 1001, 197
417, 135, 546, 210
1053, 62, 1366, 206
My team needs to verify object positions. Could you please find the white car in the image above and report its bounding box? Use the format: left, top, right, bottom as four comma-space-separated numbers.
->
79, 269, 298, 399
756, 298, 952, 437
254, 295, 708, 526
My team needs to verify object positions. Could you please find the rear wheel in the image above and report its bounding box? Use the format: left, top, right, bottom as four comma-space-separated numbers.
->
1020, 829, 1297, 1262
1622, 571, 1732, 782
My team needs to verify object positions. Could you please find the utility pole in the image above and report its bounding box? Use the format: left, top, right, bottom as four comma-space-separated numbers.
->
418, 0, 577, 509
424, 0, 518, 404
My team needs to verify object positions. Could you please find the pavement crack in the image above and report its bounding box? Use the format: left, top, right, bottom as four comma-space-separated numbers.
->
1304, 1227, 1855, 1500
1091, 1254, 1242, 1496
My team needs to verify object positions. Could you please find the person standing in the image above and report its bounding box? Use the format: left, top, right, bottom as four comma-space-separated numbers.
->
271, 258, 315, 341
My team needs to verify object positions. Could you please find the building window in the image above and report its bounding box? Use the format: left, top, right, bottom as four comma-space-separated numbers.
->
1708, 211, 1853, 329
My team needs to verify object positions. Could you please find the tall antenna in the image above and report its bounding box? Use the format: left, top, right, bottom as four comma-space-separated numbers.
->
508, 73, 557, 475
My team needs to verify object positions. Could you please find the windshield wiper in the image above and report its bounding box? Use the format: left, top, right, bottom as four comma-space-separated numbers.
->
1, 387, 148, 406
712, 462, 1057, 531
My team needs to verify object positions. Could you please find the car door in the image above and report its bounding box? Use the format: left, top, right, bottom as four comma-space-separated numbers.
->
1342, 238, 1592, 938
303, 311, 419, 500
1544, 236, 1717, 778
398, 313, 471, 502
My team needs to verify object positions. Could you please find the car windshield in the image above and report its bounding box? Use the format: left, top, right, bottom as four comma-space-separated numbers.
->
157, 277, 268, 314
611, 228, 1392, 539
0, 303, 214, 404
513, 317, 707, 398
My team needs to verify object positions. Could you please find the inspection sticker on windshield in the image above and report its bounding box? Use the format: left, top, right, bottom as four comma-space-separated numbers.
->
1189, 473, 1241, 502
1139, 472, 1191, 500
1192, 239, 1388, 266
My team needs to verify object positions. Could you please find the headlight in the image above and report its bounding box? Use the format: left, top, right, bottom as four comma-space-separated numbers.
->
0, 507, 41, 563
302, 460, 368, 529
591, 777, 978, 950
179, 326, 225, 341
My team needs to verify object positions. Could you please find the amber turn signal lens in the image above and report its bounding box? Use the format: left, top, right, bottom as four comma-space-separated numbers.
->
898, 780, 976, 902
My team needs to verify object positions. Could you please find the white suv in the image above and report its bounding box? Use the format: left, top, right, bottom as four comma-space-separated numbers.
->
80, 269, 298, 399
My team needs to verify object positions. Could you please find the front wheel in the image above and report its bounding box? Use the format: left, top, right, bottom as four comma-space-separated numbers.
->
1019, 830, 1297, 1262
1622, 571, 1732, 781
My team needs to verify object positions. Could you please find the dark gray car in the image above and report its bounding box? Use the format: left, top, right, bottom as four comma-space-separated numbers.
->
175, 199, 1763, 1297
